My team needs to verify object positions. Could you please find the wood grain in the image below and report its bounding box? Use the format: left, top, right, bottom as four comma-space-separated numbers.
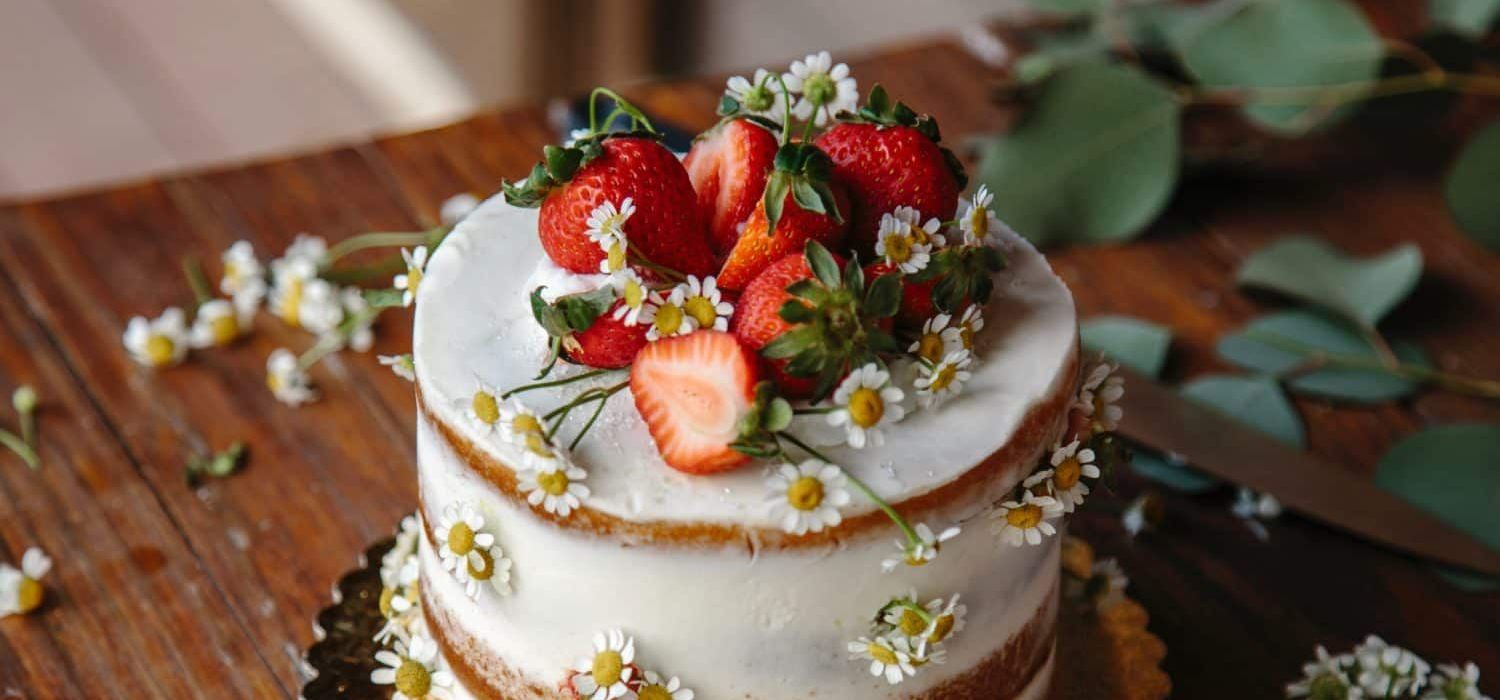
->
0, 32, 1497, 700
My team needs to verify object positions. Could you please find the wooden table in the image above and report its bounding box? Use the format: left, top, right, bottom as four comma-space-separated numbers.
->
1, 36, 1497, 700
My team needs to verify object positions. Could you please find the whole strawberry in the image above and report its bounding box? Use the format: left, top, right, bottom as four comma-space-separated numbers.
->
683, 117, 779, 255
815, 85, 967, 256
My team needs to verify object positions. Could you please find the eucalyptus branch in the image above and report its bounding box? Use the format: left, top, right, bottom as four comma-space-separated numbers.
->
1248, 329, 1500, 401
779, 431, 922, 546
181, 256, 213, 307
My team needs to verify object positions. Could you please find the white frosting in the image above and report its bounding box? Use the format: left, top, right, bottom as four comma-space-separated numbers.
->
412, 195, 1079, 530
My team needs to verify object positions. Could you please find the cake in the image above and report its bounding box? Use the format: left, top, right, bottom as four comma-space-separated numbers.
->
373, 53, 1125, 700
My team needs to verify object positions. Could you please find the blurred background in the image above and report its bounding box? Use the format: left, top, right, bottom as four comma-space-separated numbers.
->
0, 0, 1012, 200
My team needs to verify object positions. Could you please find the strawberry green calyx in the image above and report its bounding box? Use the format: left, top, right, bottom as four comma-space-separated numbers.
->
911, 244, 1007, 312
843, 84, 969, 190
762, 241, 902, 401
763, 143, 843, 237
502, 87, 661, 208
529, 285, 618, 377
732, 381, 796, 458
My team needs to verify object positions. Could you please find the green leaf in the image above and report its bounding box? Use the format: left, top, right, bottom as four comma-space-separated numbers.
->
1175, 0, 1383, 134
1130, 451, 1220, 494
778, 299, 816, 324
1080, 315, 1172, 378
1236, 236, 1423, 328
790, 178, 824, 215
554, 286, 618, 332
1019, 0, 1103, 15
765, 398, 794, 432
362, 287, 405, 309
1180, 374, 1306, 449
1444, 120, 1500, 251
530, 288, 571, 338
763, 172, 791, 236
784, 280, 827, 303
1217, 310, 1430, 403
1375, 424, 1500, 591
805, 241, 841, 289
1430, 0, 1500, 38
865, 273, 902, 319
976, 61, 1181, 246
763, 326, 821, 360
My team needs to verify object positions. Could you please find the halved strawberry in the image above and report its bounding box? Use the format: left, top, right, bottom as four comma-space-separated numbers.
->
563, 300, 649, 369
631, 330, 759, 474
716, 180, 848, 291
683, 118, 779, 255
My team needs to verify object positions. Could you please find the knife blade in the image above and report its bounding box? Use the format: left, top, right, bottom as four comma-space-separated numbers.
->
1113, 366, 1500, 578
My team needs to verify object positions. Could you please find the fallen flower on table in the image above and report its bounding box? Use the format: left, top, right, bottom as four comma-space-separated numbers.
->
184, 441, 247, 487
1, 386, 41, 470
1286, 635, 1492, 700
0, 547, 52, 617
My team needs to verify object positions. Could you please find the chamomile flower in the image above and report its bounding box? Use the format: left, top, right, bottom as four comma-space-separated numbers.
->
266, 348, 316, 406
573, 629, 637, 700
380, 354, 416, 381
637, 671, 696, 700
678, 275, 734, 332
640, 287, 698, 341
1048, 440, 1100, 512
0, 547, 52, 617
828, 363, 906, 449
1423, 663, 1489, 700
219, 240, 267, 309
848, 635, 917, 685
1077, 359, 1125, 432
1352, 635, 1430, 697
1286, 646, 1358, 699
784, 51, 858, 126
765, 460, 851, 535
881, 523, 961, 572
724, 68, 785, 124
944, 305, 984, 353
908, 313, 954, 364
434, 502, 495, 587
610, 268, 649, 325
371, 634, 455, 700
339, 286, 376, 352
375, 557, 421, 645
498, 399, 551, 452
922, 595, 967, 646
875, 209, 937, 274
460, 543, 513, 600
380, 514, 422, 590
585, 198, 636, 244
989, 491, 1064, 547
123, 307, 189, 368
597, 233, 629, 275
1088, 558, 1129, 612
959, 184, 1002, 246
277, 233, 329, 269
272, 271, 343, 334
189, 299, 252, 348
466, 380, 502, 434
914, 349, 973, 410
394, 246, 428, 307
440, 192, 479, 226
518, 463, 591, 517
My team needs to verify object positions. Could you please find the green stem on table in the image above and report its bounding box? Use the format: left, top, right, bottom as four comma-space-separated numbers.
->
1181, 72, 1500, 109
502, 368, 617, 400
296, 308, 383, 371
13, 386, 38, 449
0, 428, 39, 470
778, 431, 922, 547
1247, 329, 1500, 400
323, 229, 443, 267
181, 256, 213, 307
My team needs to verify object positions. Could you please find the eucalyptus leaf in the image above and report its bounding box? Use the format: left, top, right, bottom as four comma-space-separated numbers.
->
1217, 310, 1430, 403
1129, 374, 1304, 492
1430, 0, 1500, 38
1236, 236, 1423, 329
1375, 424, 1500, 591
1019, 0, 1103, 15
1080, 315, 1172, 378
976, 61, 1181, 246
1175, 0, 1383, 134
1444, 120, 1500, 251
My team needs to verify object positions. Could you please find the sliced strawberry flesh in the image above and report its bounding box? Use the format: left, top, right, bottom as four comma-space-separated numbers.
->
630, 331, 758, 474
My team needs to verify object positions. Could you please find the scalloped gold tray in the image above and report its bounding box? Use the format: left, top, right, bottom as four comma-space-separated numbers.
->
300, 535, 1170, 700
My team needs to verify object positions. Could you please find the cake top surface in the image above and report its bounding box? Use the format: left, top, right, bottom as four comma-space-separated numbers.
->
412, 195, 1077, 529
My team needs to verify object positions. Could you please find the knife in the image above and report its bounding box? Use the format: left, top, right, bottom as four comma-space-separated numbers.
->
1114, 365, 1500, 578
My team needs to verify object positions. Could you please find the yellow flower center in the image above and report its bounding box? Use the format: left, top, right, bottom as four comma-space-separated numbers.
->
960, 324, 975, 349
867, 642, 899, 665
145, 334, 176, 366
928, 614, 955, 643
882, 233, 913, 263
1006, 504, 1043, 529
591, 650, 624, 687
897, 609, 927, 636
378, 587, 396, 618
637, 684, 671, 700
471, 391, 499, 425
224, 261, 244, 284
467, 548, 494, 581
406, 579, 420, 602
1055, 457, 1082, 489
969, 206, 989, 240
785, 476, 825, 511
280, 278, 304, 327
512, 413, 543, 435
605, 240, 627, 273
447, 522, 475, 556
916, 333, 945, 364
524, 432, 556, 459
928, 364, 958, 392
394, 659, 432, 697
623, 280, 645, 310
210, 314, 240, 345
405, 265, 424, 293
15, 577, 43, 614
847, 387, 885, 428
537, 470, 570, 496
909, 222, 932, 246
266, 372, 284, 393
683, 296, 718, 327
653, 303, 684, 336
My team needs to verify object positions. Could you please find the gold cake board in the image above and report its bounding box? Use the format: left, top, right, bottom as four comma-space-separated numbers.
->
300, 536, 1171, 700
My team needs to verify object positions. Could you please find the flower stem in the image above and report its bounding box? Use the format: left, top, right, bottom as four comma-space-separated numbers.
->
502, 368, 618, 400
1246, 329, 1500, 400
779, 431, 921, 546
569, 392, 612, 452
181, 256, 213, 307
0, 428, 39, 470
323, 229, 442, 267
1180, 72, 1500, 109
777, 75, 794, 144
628, 249, 686, 283
895, 599, 935, 624
543, 380, 629, 439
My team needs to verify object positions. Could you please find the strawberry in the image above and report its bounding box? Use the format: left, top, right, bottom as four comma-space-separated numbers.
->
505, 130, 717, 278
815, 85, 967, 256
864, 261, 936, 329
683, 117, 779, 255
562, 299, 649, 369
631, 330, 759, 474
731, 253, 820, 398
716, 179, 849, 291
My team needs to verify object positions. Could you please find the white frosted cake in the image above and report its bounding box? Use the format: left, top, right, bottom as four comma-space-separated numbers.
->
374, 55, 1124, 700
